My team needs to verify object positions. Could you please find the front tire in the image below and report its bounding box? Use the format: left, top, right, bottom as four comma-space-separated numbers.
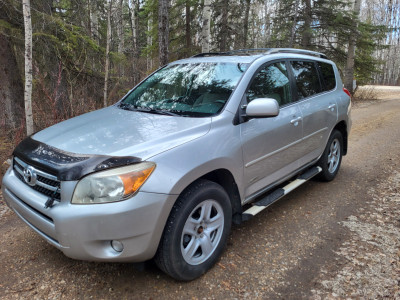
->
316, 129, 343, 181
155, 179, 232, 281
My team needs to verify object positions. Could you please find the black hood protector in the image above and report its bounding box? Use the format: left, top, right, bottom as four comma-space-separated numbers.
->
13, 137, 142, 181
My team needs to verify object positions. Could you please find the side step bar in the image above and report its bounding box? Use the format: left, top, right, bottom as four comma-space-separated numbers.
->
242, 166, 322, 221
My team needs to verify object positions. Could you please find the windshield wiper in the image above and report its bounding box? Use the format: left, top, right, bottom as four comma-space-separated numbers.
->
118, 102, 135, 111
137, 108, 181, 116
120, 104, 181, 116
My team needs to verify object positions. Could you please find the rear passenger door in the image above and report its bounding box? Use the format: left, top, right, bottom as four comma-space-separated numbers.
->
240, 61, 304, 199
289, 60, 338, 166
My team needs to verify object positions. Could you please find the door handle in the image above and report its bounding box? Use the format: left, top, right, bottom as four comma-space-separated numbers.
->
290, 117, 302, 126
328, 104, 336, 111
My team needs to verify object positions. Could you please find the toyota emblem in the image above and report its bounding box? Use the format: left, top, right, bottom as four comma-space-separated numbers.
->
23, 166, 37, 186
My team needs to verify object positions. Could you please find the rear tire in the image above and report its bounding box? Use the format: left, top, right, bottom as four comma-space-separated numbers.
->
155, 179, 232, 281
316, 129, 343, 181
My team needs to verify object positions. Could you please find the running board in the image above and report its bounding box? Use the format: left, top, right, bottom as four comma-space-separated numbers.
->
242, 166, 322, 221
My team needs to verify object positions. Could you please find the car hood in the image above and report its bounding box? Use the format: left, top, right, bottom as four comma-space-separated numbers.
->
32, 106, 211, 160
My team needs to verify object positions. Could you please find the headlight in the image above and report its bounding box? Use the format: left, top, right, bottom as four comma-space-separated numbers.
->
71, 162, 155, 204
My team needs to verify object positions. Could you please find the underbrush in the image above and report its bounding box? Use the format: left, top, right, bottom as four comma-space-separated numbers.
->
0, 136, 13, 187
353, 86, 379, 101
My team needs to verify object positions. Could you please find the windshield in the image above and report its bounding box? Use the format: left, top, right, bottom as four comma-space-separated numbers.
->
119, 62, 248, 117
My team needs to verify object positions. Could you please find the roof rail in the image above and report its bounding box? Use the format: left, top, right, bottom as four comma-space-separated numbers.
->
192, 52, 230, 58
265, 48, 328, 59
191, 48, 328, 59
228, 48, 271, 54
192, 48, 271, 58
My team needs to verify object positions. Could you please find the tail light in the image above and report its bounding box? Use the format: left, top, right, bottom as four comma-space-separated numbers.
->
343, 88, 351, 98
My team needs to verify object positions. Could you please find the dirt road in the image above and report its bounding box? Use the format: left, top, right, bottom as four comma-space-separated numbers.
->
1, 96, 400, 299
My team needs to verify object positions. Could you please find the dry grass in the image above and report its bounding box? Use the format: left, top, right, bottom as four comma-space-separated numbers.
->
354, 85, 400, 101
353, 86, 379, 101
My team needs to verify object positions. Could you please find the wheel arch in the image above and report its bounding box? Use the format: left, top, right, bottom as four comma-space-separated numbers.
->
178, 169, 243, 225
333, 121, 348, 155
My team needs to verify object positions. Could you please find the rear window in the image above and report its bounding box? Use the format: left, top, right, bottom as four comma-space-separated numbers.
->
290, 61, 321, 99
318, 62, 336, 91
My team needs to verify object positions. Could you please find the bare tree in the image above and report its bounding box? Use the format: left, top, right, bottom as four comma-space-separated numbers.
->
23, 0, 34, 135
344, 0, 362, 93
201, 0, 211, 53
289, 0, 300, 47
129, 0, 140, 83
147, 15, 153, 71
158, 0, 170, 66
243, 0, 251, 48
89, 0, 99, 44
117, 0, 124, 54
220, 0, 229, 51
185, 0, 191, 55
129, 0, 137, 53
103, 0, 113, 107
301, 0, 312, 49
263, 0, 275, 46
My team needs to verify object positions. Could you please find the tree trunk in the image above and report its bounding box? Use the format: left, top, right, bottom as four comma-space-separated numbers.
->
344, 0, 362, 93
117, 0, 124, 54
220, 0, 229, 51
243, 0, 251, 48
147, 15, 153, 71
129, 0, 137, 53
201, 0, 211, 53
185, 0, 191, 55
264, 0, 270, 46
104, 0, 113, 107
89, 0, 99, 44
23, 0, 34, 136
129, 0, 139, 84
301, 0, 312, 49
158, 0, 169, 66
289, 0, 300, 47
117, 0, 125, 77
0, 34, 24, 131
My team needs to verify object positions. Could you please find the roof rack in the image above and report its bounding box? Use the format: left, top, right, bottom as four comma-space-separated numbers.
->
192, 52, 230, 57
192, 48, 271, 57
228, 48, 271, 54
265, 48, 328, 59
192, 48, 328, 59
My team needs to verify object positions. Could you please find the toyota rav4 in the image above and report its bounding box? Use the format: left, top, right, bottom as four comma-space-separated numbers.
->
2, 48, 351, 280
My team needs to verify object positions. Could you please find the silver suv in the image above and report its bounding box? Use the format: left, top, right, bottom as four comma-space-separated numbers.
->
2, 48, 351, 281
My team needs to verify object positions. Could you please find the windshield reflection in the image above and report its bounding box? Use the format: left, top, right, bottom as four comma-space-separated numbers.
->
120, 62, 248, 117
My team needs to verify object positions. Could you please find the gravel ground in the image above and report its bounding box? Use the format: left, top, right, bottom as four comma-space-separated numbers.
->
0, 89, 399, 299
311, 170, 400, 299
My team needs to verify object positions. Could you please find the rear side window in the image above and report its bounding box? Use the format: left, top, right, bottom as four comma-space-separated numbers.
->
318, 62, 336, 91
290, 61, 321, 99
247, 61, 292, 106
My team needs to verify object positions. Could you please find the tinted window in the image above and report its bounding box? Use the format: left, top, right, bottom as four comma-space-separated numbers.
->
247, 61, 292, 106
318, 62, 336, 91
290, 61, 321, 99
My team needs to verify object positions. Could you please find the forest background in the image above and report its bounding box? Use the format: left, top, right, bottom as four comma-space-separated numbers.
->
0, 0, 399, 139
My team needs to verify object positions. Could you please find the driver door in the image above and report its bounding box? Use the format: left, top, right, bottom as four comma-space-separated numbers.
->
240, 61, 304, 199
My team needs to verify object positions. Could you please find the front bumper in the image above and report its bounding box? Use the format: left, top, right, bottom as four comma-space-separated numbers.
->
2, 167, 177, 262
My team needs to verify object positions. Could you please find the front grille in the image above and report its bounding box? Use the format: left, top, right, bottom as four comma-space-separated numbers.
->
13, 157, 61, 200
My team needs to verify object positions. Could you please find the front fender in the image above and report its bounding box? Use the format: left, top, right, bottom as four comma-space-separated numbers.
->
140, 116, 245, 200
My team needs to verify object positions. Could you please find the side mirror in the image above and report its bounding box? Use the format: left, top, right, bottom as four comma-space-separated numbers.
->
245, 98, 279, 118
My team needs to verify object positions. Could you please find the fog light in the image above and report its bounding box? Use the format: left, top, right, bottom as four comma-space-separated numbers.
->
111, 240, 124, 252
